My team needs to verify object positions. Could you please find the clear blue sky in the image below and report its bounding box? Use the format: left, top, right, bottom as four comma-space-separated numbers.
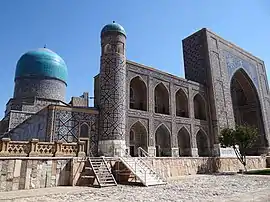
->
0, 1, 270, 117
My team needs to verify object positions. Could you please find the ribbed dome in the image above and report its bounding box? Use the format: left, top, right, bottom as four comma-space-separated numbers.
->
15, 48, 68, 84
101, 21, 126, 36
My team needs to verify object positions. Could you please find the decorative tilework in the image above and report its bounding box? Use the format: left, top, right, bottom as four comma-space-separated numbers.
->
99, 55, 126, 140
223, 50, 259, 88
53, 109, 99, 156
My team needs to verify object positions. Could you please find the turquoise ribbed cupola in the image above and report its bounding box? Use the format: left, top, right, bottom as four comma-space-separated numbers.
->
15, 48, 68, 84
101, 21, 126, 36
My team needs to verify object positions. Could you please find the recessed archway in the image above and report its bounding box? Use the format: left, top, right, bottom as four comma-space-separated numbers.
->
155, 83, 170, 115
155, 124, 171, 156
130, 76, 147, 111
194, 94, 206, 120
80, 123, 89, 138
129, 121, 148, 157
176, 89, 189, 118
177, 127, 191, 156
196, 129, 210, 157
230, 68, 267, 155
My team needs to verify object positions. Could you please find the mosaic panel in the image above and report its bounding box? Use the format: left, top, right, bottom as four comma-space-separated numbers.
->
99, 55, 126, 141
53, 109, 99, 155
223, 50, 259, 88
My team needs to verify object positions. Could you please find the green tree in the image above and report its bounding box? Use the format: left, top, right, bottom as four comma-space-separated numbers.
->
219, 125, 258, 171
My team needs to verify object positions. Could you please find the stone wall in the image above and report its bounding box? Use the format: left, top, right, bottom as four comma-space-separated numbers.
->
0, 139, 86, 192
144, 157, 267, 180
0, 156, 269, 192
0, 158, 72, 192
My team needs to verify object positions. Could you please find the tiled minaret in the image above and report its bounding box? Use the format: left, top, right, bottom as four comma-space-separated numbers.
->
98, 21, 127, 156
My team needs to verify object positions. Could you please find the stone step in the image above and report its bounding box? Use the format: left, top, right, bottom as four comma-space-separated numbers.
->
94, 169, 111, 173
80, 175, 95, 179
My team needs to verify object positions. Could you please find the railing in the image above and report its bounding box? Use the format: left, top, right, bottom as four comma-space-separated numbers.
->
137, 147, 150, 157
137, 147, 166, 182
117, 147, 149, 184
119, 154, 148, 184
0, 138, 86, 157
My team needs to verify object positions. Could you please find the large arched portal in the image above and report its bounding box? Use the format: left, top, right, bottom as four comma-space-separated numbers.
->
155, 124, 171, 156
129, 121, 148, 157
130, 76, 147, 111
230, 69, 266, 155
155, 83, 170, 115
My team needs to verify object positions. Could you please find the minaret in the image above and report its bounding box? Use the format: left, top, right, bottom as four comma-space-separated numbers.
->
98, 21, 127, 156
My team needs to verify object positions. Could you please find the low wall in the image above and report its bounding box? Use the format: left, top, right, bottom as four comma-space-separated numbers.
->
0, 156, 269, 192
0, 157, 77, 192
145, 157, 268, 180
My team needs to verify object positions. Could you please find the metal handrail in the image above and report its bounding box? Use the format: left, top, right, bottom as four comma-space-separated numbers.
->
117, 147, 148, 184
137, 147, 150, 157
137, 157, 166, 182
136, 147, 166, 182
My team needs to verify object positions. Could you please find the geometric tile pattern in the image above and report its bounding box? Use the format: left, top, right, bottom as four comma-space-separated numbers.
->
14, 78, 66, 102
182, 31, 207, 85
53, 109, 99, 155
223, 50, 259, 89
99, 55, 126, 140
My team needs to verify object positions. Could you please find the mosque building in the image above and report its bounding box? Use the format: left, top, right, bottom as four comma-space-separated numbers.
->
0, 21, 270, 157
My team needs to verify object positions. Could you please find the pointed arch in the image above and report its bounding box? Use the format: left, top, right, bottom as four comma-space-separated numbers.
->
193, 93, 206, 120
130, 76, 147, 111
129, 121, 148, 157
155, 124, 171, 157
175, 88, 189, 117
196, 129, 210, 157
177, 126, 191, 156
230, 68, 267, 155
80, 123, 90, 138
154, 83, 170, 114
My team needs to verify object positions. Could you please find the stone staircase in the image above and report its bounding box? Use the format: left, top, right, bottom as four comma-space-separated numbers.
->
119, 156, 166, 186
76, 159, 95, 186
88, 157, 117, 187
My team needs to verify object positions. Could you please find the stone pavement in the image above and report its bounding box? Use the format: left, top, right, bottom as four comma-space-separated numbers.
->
0, 175, 270, 202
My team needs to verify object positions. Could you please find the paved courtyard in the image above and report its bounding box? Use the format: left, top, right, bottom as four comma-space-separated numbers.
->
1, 175, 270, 202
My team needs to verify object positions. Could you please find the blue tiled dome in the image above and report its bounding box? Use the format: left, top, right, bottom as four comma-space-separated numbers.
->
15, 48, 68, 84
101, 21, 126, 36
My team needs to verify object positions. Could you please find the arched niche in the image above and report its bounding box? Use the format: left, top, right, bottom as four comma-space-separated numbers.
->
196, 129, 210, 157
129, 76, 147, 111
154, 83, 170, 115
176, 89, 189, 118
194, 94, 206, 120
230, 68, 267, 155
178, 127, 191, 156
80, 123, 90, 138
155, 124, 171, 157
129, 121, 148, 157
103, 44, 112, 54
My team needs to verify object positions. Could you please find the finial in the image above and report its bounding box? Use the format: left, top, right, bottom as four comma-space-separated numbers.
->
112, 21, 115, 23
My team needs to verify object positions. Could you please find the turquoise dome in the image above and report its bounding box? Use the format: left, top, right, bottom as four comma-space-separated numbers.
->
101, 21, 126, 36
15, 48, 68, 83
